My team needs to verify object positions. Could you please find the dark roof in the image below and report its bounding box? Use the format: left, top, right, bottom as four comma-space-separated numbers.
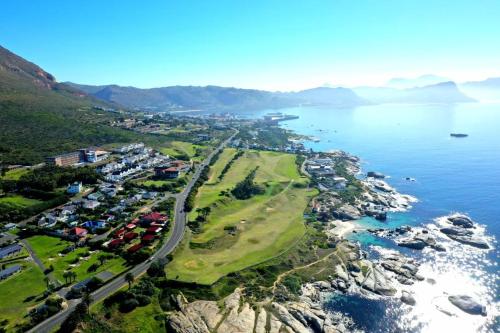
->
127, 243, 143, 253
0, 244, 22, 259
109, 239, 124, 246
124, 232, 138, 240
142, 234, 155, 241
0, 265, 21, 279
71, 277, 92, 291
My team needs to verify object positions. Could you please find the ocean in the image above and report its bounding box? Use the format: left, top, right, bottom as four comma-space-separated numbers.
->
255, 103, 499, 333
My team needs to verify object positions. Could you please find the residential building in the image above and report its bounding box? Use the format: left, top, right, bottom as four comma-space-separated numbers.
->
141, 234, 155, 244
127, 243, 143, 253
3, 223, 16, 230
0, 265, 22, 280
81, 221, 107, 233
140, 212, 168, 227
46, 151, 82, 167
70, 227, 88, 238
82, 200, 100, 210
154, 166, 180, 179
0, 244, 22, 260
67, 182, 83, 194
87, 192, 104, 201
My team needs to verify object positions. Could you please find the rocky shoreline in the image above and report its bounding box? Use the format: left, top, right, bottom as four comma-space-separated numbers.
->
165, 241, 427, 333
165, 151, 493, 332
368, 213, 491, 251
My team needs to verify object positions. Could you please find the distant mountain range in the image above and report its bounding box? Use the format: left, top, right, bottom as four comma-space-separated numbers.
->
68, 78, 481, 112
460, 77, 500, 101
386, 74, 451, 89
66, 83, 369, 111
354, 81, 476, 104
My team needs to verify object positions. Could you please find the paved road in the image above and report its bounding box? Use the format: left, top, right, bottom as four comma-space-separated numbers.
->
20, 239, 58, 286
28, 131, 237, 333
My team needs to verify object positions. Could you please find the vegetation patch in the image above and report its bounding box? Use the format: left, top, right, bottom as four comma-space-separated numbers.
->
167, 150, 317, 284
0, 262, 46, 332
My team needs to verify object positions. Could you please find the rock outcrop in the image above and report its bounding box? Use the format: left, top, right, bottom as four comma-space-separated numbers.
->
439, 214, 489, 249
167, 288, 355, 333
448, 295, 487, 316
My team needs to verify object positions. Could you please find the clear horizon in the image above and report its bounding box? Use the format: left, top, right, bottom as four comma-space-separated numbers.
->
1, 0, 500, 91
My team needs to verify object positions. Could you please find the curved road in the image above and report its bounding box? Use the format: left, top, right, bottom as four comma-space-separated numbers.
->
29, 131, 237, 333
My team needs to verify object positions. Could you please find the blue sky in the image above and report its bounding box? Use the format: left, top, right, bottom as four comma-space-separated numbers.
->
1, 0, 500, 90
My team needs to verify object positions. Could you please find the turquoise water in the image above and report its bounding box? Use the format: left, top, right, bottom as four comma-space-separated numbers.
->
253, 103, 499, 332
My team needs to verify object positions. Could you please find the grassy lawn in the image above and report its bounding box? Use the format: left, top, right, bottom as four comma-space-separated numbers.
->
0, 194, 42, 209
26, 235, 127, 284
0, 261, 46, 331
159, 141, 208, 161
167, 150, 317, 284
1, 168, 29, 181
206, 148, 237, 184
89, 297, 165, 333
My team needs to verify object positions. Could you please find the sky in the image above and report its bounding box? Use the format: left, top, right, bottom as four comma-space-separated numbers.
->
1, 0, 500, 91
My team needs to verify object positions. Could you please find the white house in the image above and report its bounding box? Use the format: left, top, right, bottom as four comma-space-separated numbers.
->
332, 176, 347, 189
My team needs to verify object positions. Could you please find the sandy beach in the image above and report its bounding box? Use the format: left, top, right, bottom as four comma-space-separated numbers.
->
327, 220, 357, 238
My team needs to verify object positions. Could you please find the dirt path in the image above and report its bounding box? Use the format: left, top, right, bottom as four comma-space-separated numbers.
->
271, 249, 338, 293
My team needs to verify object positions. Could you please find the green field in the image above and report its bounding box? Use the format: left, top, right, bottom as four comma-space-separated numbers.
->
206, 148, 237, 184
90, 297, 165, 333
167, 150, 317, 284
159, 141, 208, 161
26, 235, 127, 284
0, 194, 42, 209
0, 262, 46, 331
0, 168, 30, 181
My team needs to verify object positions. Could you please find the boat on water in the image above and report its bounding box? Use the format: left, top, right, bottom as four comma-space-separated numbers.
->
450, 133, 468, 138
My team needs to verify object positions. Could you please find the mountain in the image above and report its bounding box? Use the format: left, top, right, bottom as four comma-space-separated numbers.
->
460, 77, 500, 102
0, 46, 141, 164
386, 74, 450, 89
354, 81, 475, 104
67, 83, 367, 111
288, 87, 367, 107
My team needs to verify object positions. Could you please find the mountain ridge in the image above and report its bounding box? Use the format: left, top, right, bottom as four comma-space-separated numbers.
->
0, 45, 142, 164
66, 82, 368, 111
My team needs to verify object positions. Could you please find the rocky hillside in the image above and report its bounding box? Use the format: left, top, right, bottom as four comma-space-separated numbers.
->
0, 45, 141, 164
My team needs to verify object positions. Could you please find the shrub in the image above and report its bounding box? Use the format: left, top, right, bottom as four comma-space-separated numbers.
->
135, 294, 151, 306
119, 298, 139, 313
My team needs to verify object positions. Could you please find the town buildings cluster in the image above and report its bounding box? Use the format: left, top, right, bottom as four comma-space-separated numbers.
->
305, 157, 348, 190
46, 147, 110, 167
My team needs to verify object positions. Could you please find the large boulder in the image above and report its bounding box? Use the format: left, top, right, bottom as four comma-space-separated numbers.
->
448, 215, 474, 228
333, 205, 361, 221
446, 234, 489, 249
398, 239, 427, 250
448, 295, 487, 316
401, 291, 416, 306
367, 171, 385, 179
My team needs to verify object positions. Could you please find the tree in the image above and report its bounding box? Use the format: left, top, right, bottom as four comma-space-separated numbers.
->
70, 271, 77, 283
62, 271, 70, 284
44, 276, 50, 288
82, 292, 93, 314
97, 254, 107, 265
125, 273, 134, 289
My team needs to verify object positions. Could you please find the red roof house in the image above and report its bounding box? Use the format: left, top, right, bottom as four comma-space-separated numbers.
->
140, 212, 168, 227
123, 232, 138, 242
125, 223, 137, 230
114, 228, 126, 238
127, 243, 143, 253
108, 238, 124, 249
146, 226, 162, 234
141, 234, 155, 243
70, 227, 88, 238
